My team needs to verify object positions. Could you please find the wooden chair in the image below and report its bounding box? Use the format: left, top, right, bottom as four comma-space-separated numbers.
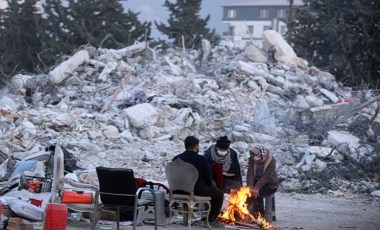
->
165, 158, 211, 228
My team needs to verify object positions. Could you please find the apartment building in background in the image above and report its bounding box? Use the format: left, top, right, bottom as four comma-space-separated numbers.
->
222, 0, 303, 42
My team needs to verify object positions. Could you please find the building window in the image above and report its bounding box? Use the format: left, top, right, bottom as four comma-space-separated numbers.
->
227, 9, 236, 18
247, 25, 254, 35
259, 9, 269, 18
277, 9, 286, 18
228, 26, 235, 36
280, 25, 287, 35
263, 25, 271, 31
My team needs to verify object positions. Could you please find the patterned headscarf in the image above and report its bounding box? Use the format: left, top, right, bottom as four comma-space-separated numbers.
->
250, 143, 269, 159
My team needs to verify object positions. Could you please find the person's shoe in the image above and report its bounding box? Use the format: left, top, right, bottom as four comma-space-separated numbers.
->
209, 220, 225, 228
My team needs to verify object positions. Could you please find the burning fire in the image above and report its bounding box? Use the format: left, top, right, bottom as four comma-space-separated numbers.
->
219, 186, 272, 229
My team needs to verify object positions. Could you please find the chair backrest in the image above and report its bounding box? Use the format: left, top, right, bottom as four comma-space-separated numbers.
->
165, 158, 198, 194
96, 167, 137, 206
51, 145, 65, 202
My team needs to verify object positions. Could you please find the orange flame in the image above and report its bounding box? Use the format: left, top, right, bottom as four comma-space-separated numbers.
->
219, 186, 272, 229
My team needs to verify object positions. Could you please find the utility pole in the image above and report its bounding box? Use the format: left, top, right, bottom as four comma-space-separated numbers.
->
288, 0, 294, 22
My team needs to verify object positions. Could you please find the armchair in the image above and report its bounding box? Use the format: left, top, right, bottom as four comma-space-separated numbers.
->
165, 158, 211, 228
96, 167, 158, 230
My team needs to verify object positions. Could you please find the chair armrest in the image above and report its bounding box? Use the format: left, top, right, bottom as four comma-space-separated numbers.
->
62, 178, 98, 190
137, 187, 161, 204
136, 187, 155, 198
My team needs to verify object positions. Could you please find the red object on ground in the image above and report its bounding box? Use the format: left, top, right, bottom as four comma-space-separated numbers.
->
24, 181, 42, 192
30, 198, 43, 207
43, 203, 68, 230
62, 190, 93, 204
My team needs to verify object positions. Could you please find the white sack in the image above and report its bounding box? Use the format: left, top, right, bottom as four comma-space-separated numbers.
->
8, 199, 44, 221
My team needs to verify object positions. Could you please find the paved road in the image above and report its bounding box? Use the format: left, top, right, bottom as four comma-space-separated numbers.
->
68, 221, 230, 230
64, 192, 380, 230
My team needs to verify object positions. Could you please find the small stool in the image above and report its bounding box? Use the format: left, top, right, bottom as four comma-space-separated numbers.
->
263, 194, 276, 222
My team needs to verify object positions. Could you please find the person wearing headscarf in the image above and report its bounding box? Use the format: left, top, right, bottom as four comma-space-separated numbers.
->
203, 136, 243, 193
246, 144, 279, 217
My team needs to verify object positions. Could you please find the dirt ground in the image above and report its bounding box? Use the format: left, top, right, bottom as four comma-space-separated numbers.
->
65, 192, 380, 230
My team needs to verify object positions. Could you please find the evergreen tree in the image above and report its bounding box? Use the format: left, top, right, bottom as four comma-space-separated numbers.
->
0, 0, 42, 75
40, 0, 152, 67
287, 0, 380, 88
40, 0, 75, 68
65, 0, 151, 49
155, 0, 220, 49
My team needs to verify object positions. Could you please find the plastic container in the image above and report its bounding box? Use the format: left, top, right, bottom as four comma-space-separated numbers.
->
62, 190, 93, 204
43, 203, 68, 230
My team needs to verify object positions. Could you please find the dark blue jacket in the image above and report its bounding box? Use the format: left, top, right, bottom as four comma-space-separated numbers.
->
172, 151, 213, 193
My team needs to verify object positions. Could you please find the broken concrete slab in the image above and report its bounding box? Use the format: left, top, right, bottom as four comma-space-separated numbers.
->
327, 130, 361, 148
123, 103, 159, 128
49, 49, 90, 84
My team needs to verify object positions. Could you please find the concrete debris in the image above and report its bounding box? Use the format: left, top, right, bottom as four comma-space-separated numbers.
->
371, 190, 380, 197
201, 39, 212, 63
123, 103, 159, 129
0, 35, 379, 197
262, 30, 307, 69
49, 49, 90, 84
233, 45, 268, 63
327, 130, 361, 148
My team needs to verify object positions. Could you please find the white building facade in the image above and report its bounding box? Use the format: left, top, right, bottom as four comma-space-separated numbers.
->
222, 0, 303, 42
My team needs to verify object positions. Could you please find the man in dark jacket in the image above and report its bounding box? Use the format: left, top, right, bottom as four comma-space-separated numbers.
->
203, 136, 242, 193
173, 136, 224, 226
246, 143, 279, 217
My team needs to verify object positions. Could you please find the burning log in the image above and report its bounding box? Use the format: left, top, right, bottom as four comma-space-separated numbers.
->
219, 186, 273, 229
234, 221, 260, 229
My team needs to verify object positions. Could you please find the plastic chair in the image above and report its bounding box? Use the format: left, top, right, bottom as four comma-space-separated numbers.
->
137, 181, 170, 226
50, 145, 100, 230
165, 158, 211, 228
96, 167, 158, 230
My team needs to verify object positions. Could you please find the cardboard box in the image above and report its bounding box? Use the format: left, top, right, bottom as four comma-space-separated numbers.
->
6, 217, 33, 230
2, 206, 16, 218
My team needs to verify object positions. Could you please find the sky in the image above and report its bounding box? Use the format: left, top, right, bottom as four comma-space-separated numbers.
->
122, 0, 256, 39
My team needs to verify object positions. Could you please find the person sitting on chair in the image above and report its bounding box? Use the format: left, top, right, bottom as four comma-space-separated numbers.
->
172, 136, 224, 227
246, 144, 279, 217
203, 136, 242, 193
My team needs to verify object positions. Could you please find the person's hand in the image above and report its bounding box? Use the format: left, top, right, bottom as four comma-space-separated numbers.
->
251, 188, 259, 199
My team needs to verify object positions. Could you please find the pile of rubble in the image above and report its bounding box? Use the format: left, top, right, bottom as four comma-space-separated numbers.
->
0, 30, 379, 195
